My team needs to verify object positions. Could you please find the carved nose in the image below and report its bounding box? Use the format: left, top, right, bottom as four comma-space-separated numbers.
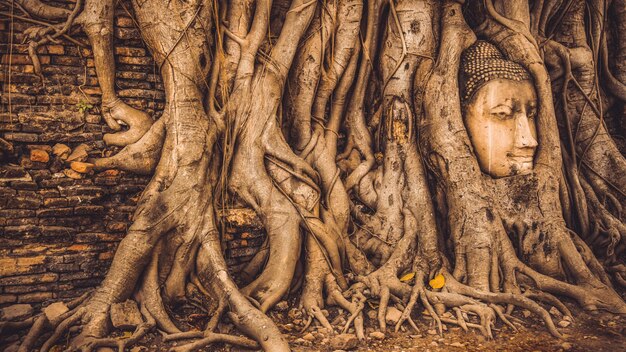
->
514, 114, 538, 149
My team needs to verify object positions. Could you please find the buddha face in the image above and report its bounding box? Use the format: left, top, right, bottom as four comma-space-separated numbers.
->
463, 79, 538, 178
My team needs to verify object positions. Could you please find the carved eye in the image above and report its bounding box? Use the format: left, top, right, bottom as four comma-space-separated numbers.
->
527, 109, 537, 120
491, 104, 514, 120
492, 110, 512, 120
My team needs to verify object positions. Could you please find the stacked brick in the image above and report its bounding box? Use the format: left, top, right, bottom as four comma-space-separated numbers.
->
0, 3, 265, 309
219, 208, 267, 270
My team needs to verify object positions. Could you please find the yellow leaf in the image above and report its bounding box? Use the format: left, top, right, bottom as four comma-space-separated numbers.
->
120, 331, 133, 339
399, 272, 416, 282
429, 274, 445, 289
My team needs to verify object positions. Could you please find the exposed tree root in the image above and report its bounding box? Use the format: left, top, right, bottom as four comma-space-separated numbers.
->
92, 117, 165, 174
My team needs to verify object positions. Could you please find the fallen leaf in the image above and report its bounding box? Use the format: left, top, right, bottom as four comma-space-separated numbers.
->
399, 272, 416, 282
429, 274, 445, 289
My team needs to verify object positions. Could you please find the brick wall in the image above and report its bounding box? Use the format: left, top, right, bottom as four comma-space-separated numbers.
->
0, 2, 262, 308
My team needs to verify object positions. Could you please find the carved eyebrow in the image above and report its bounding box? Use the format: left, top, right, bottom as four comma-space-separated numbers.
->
490, 103, 513, 111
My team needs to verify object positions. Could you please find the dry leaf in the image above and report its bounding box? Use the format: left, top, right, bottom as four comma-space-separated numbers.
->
429, 274, 445, 289
399, 272, 416, 282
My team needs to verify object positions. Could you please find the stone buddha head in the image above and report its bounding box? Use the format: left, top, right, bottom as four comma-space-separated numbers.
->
460, 41, 538, 178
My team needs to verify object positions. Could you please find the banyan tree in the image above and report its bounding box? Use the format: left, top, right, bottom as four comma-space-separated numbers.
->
2, 0, 626, 351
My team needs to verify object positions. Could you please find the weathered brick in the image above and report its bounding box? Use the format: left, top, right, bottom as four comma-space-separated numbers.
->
9, 181, 38, 190
0, 113, 18, 123
0, 303, 33, 320
94, 176, 119, 186
114, 27, 140, 40
45, 45, 65, 55
51, 56, 83, 66
42, 197, 68, 208
36, 207, 73, 217
6, 218, 38, 226
59, 271, 93, 282
3, 225, 40, 238
115, 17, 135, 28
40, 226, 74, 237
0, 209, 36, 218
228, 247, 260, 258
116, 71, 148, 81
1, 93, 36, 105
117, 56, 152, 66
6, 196, 41, 209
105, 222, 127, 232
0, 295, 18, 304
0, 273, 58, 286
0, 122, 22, 131
3, 132, 38, 142
29, 149, 50, 163
0, 187, 16, 203
47, 262, 80, 273
17, 292, 54, 303
58, 185, 104, 197
74, 205, 104, 215
0, 256, 46, 276
76, 232, 123, 243
20, 156, 47, 170
114, 47, 146, 57
29, 169, 52, 182
118, 89, 164, 100
39, 178, 86, 188
98, 251, 114, 260
0, 54, 49, 65
110, 184, 143, 194
4, 284, 55, 294
9, 244, 52, 255
0, 166, 30, 182
57, 287, 90, 299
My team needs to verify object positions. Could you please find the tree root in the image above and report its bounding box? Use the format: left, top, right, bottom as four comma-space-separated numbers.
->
167, 332, 259, 352
80, 305, 155, 352
92, 118, 165, 174
345, 261, 573, 340
16, 292, 91, 352
102, 98, 154, 147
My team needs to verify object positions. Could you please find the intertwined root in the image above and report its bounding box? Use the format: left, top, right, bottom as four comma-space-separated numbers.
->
7, 293, 151, 352
336, 265, 576, 341
8, 292, 263, 352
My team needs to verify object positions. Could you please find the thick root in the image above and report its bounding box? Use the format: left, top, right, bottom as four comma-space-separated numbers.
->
92, 117, 165, 174
101, 99, 154, 147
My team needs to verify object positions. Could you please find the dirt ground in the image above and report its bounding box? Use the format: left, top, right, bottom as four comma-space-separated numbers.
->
2, 300, 624, 351
283, 309, 625, 352
151, 300, 624, 352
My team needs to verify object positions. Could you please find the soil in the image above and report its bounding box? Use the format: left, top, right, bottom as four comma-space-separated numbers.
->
126, 301, 626, 351
2, 299, 623, 351
282, 305, 625, 352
